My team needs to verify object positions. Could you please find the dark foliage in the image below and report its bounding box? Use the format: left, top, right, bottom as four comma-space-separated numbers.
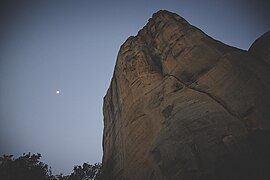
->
0, 153, 102, 180
0, 153, 53, 180
56, 162, 102, 180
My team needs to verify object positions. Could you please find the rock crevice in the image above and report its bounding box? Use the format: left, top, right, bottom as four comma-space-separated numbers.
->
165, 74, 242, 121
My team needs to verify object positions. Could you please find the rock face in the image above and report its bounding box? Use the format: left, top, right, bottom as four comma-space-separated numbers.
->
249, 31, 270, 65
102, 10, 270, 180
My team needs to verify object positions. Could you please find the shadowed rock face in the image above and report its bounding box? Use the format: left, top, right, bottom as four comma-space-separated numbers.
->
102, 10, 270, 180
249, 31, 270, 65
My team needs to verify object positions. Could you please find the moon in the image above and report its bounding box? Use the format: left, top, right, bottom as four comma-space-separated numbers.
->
56, 90, 60, 95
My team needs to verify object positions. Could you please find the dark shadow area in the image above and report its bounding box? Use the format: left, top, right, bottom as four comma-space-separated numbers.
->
215, 129, 270, 180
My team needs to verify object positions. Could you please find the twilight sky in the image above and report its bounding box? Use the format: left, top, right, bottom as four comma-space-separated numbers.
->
0, 0, 269, 175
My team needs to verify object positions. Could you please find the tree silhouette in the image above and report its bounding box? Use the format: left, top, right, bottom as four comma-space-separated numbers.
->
68, 162, 102, 180
0, 153, 54, 180
0, 153, 102, 180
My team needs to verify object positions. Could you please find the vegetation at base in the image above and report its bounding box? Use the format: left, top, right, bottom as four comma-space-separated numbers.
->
0, 153, 102, 180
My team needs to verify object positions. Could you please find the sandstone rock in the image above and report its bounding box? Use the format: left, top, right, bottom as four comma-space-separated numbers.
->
102, 10, 270, 180
249, 31, 270, 65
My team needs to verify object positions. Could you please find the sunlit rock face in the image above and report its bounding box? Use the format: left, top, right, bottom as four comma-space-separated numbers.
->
102, 10, 270, 180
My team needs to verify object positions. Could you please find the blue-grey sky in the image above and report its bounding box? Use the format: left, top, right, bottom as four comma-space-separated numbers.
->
0, 0, 269, 175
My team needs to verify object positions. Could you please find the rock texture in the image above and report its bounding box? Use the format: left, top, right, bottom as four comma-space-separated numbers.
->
102, 10, 270, 180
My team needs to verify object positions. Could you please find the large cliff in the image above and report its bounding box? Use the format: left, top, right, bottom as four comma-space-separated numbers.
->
102, 10, 270, 180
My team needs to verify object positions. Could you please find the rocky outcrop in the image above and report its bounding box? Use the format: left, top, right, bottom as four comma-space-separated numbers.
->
249, 31, 270, 65
102, 10, 270, 180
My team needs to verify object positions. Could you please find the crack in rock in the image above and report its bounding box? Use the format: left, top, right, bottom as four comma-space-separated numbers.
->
166, 74, 242, 121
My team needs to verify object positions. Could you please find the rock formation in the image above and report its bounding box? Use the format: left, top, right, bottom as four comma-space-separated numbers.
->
102, 10, 270, 180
